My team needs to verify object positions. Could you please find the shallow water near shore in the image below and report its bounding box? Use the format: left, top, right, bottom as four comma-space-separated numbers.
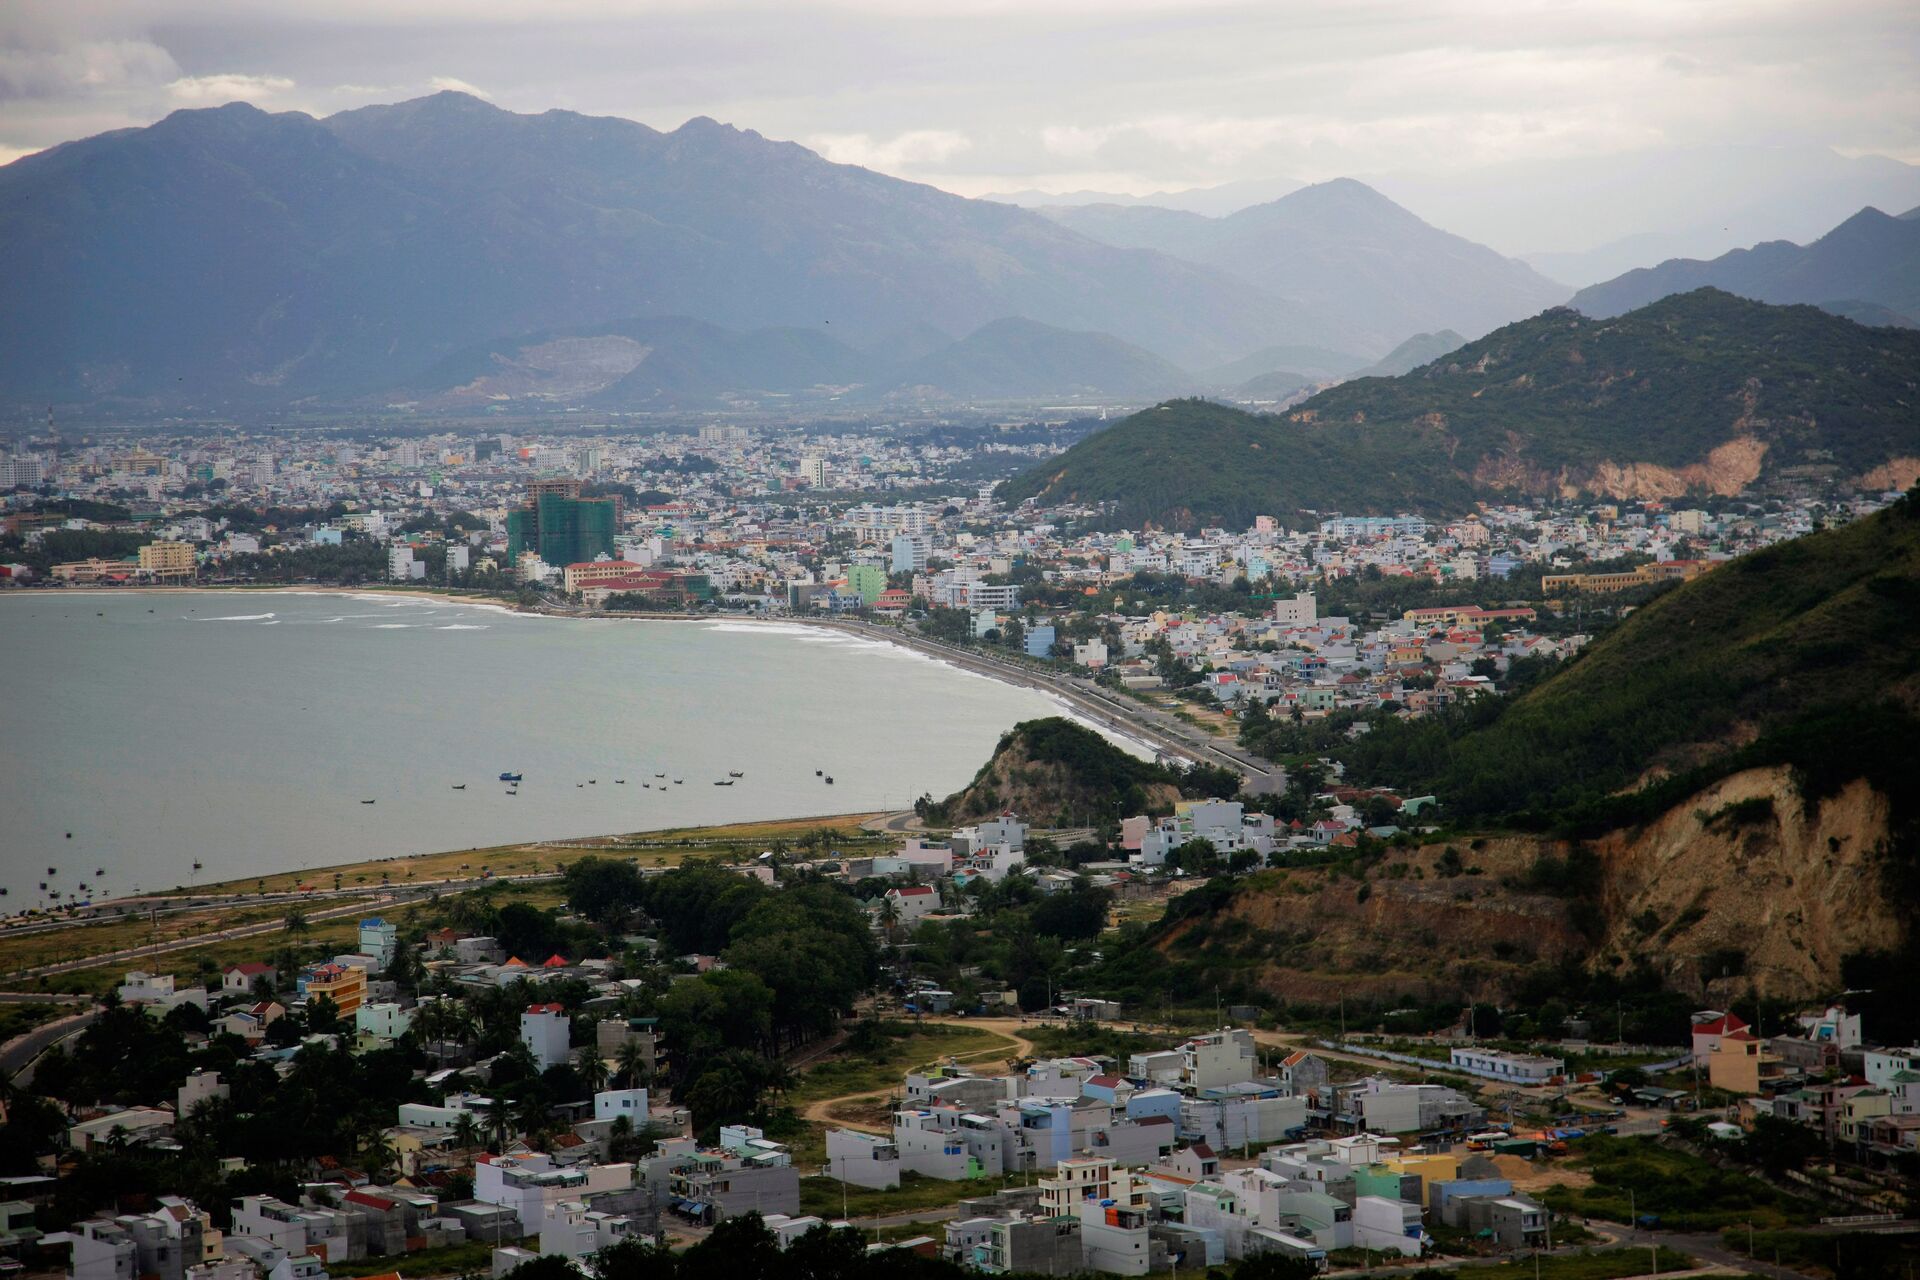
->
0, 590, 1127, 906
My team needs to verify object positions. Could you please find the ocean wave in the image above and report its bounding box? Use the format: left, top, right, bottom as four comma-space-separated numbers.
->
704, 622, 817, 636
194, 613, 275, 621
370, 623, 420, 629
260, 620, 282, 626
438, 624, 488, 631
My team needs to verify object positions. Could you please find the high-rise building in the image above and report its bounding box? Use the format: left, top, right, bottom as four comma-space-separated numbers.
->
845, 564, 887, 604
138, 541, 197, 580
506, 478, 620, 567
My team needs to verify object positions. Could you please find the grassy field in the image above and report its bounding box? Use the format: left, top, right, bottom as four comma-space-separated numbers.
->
790, 1023, 1019, 1111
3, 811, 894, 989
185, 812, 892, 893
799, 1171, 1004, 1220
1536, 1134, 1817, 1231
1450, 1248, 1696, 1280
0, 897, 381, 978
35, 915, 366, 995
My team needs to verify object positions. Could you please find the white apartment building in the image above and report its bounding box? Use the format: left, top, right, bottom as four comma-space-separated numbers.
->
520, 1003, 571, 1070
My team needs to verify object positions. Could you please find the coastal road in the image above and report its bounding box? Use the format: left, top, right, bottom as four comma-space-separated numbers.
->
2, 1005, 100, 1083
819, 618, 1283, 790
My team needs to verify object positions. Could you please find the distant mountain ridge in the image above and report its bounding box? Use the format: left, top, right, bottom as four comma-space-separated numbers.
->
1000, 290, 1920, 528
1572, 205, 1920, 324
0, 92, 1293, 406
1044, 179, 1570, 355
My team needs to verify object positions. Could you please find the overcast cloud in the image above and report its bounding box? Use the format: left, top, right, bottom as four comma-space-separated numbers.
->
2, 0, 1916, 250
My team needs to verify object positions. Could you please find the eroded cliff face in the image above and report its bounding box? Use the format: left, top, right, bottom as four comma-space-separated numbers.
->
1469, 436, 1769, 501
1591, 766, 1901, 1001
1156, 768, 1905, 1007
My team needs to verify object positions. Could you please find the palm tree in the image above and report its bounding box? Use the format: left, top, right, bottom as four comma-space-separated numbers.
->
452, 1111, 481, 1164
513, 1092, 550, 1142
479, 1095, 514, 1152
576, 1049, 610, 1096
283, 910, 311, 938
760, 1058, 796, 1110
876, 895, 901, 942
615, 1040, 652, 1090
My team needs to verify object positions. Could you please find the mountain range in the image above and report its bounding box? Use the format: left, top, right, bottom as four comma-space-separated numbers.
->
0, 92, 1577, 410
1570, 205, 1920, 325
999, 290, 1920, 528
1041, 180, 1568, 357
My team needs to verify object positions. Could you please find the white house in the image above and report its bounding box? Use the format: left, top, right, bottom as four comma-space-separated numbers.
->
520, 1003, 571, 1071
594, 1089, 649, 1125
356, 1002, 414, 1041
882, 885, 940, 924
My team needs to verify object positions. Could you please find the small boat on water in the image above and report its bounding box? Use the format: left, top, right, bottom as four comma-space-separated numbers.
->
643, 783, 652, 788
825, 776, 835, 785
654, 772, 665, 778
361, 799, 376, 805
614, 779, 626, 785
452, 784, 467, 790
673, 779, 684, 785
499, 772, 523, 782
506, 789, 519, 796
728, 771, 744, 778
815, 769, 823, 776
713, 779, 734, 786
577, 783, 584, 789
588, 779, 597, 785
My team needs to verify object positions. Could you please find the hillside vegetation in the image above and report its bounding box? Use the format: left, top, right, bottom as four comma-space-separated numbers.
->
1002, 291, 1920, 526
1344, 493, 1920, 833
921, 717, 1224, 827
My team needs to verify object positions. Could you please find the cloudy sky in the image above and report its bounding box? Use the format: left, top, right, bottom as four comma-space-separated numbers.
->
3, 0, 1916, 236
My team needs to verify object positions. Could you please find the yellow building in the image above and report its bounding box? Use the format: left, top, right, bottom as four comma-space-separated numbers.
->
1543, 561, 1713, 594
1708, 1030, 1780, 1094
139, 540, 198, 580
304, 963, 367, 1016
1383, 1152, 1460, 1184
563, 559, 644, 594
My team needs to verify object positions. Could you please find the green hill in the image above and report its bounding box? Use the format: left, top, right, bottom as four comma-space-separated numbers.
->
1001, 291, 1920, 527
1342, 493, 1920, 833
924, 717, 1221, 827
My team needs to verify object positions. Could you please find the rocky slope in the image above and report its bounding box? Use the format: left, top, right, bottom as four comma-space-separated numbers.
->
1152, 766, 1904, 1007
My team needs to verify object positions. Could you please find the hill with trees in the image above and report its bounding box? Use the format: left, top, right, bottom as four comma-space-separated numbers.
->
1001, 291, 1920, 526
918, 717, 1234, 827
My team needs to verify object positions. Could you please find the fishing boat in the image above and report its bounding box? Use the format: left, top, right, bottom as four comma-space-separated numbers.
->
452, 784, 467, 790
825, 776, 835, 785
614, 779, 627, 785
673, 779, 684, 785
499, 771, 523, 782
815, 769, 823, 776
728, 771, 744, 778
654, 772, 665, 778
361, 799, 376, 805
588, 779, 597, 785
506, 789, 519, 796
713, 779, 734, 786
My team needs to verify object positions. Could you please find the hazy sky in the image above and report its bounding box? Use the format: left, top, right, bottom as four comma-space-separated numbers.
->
3, 0, 1916, 200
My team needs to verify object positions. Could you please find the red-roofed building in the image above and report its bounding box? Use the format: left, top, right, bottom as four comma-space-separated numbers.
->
541, 954, 570, 969
882, 884, 940, 925
1691, 1011, 1751, 1066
